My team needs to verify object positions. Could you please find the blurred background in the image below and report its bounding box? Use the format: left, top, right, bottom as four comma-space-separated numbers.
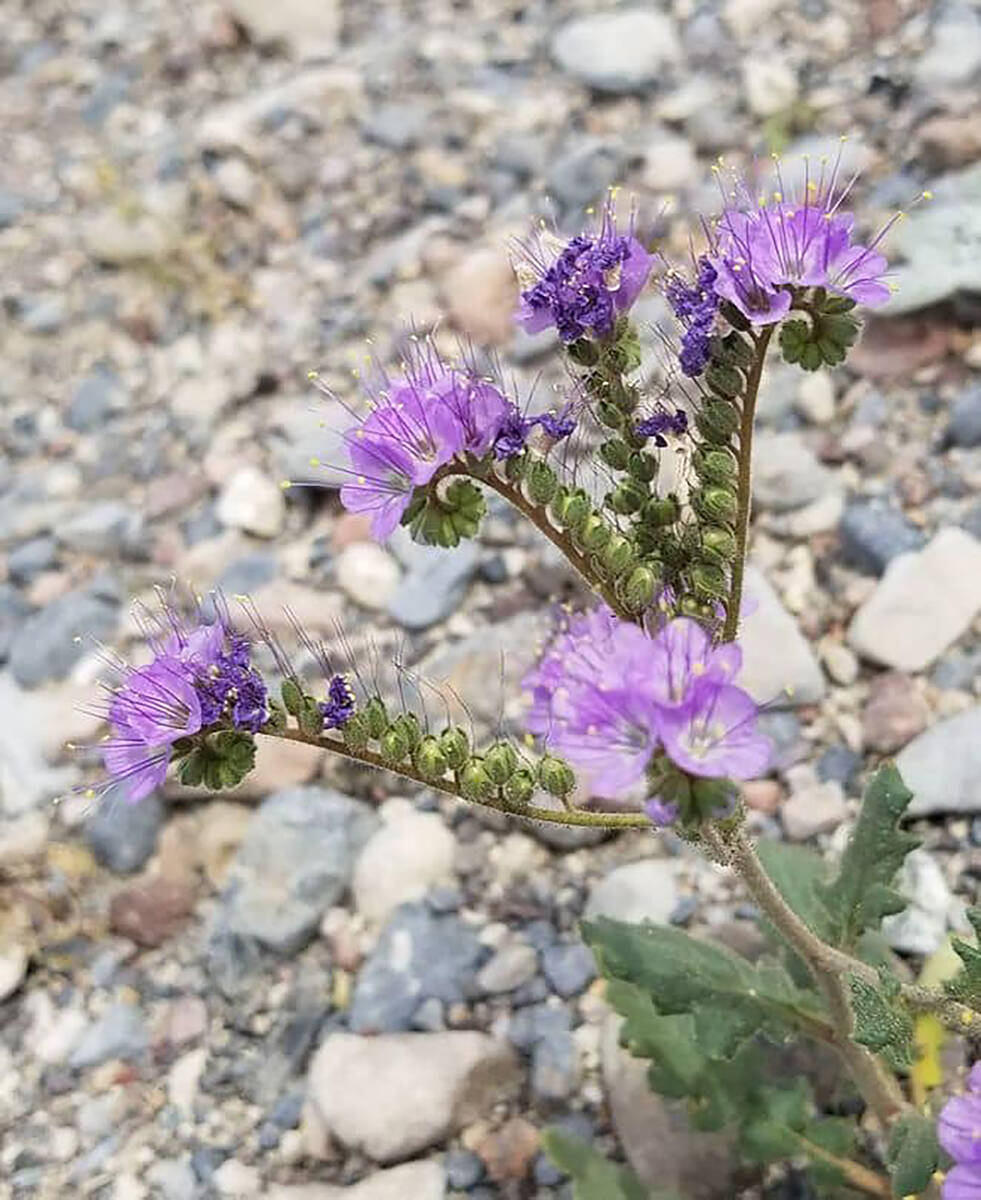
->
3, 1, 981, 1197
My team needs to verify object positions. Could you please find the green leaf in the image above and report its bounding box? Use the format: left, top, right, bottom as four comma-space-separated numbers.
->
606, 979, 706, 1098
802, 1116, 858, 1188
584, 918, 828, 1059
847, 973, 914, 1070
946, 907, 981, 1007
540, 1130, 666, 1200
886, 1111, 939, 1197
818, 765, 919, 948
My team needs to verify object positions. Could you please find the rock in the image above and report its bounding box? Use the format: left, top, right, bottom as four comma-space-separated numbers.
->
363, 104, 430, 151
216, 466, 286, 538
839, 501, 924, 576
83, 210, 178, 265
475, 942, 539, 994
0, 677, 78, 813
585, 859, 681, 925
10, 584, 119, 687
752, 432, 830, 511
213, 1159, 261, 1197
861, 673, 929, 753
742, 57, 798, 116
307, 1031, 520, 1162
213, 157, 258, 210
898, 707, 981, 815
109, 875, 194, 947
66, 366, 127, 431
602, 1015, 737, 1198
223, 0, 340, 56
848, 528, 981, 671
58, 501, 145, 557
546, 139, 626, 213
820, 640, 859, 686
475, 1116, 539, 1182
914, 5, 981, 87
336, 543, 401, 612
883, 849, 952, 956
216, 787, 378, 954
19, 295, 66, 334
743, 779, 783, 814
87, 792, 166, 874
781, 781, 849, 841
445, 1149, 484, 1190
541, 941, 596, 998
387, 543, 478, 631
551, 10, 681, 94
530, 1022, 579, 1102
738, 567, 826, 706
442, 248, 517, 346
268, 1162, 446, 1200
8, 536, 58, 583
168, 1046, 207, 1117
641, 131, 698, 191
795, 370, 836, 425
348, 904, 483, 1034
0, 943, 27, 1001
352, 806, 456, 924
145, 1159, 196, 1200
918, 114, 981, 171
946, 385, 981, 448
70, 1003, 148, 1068
235, 735, 324, 799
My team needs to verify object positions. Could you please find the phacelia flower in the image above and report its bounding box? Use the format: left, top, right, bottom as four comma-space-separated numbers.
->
635, 407, 688, 446
706, 156, 891, 326
522, 608, 770, 803
492, 403, 578, 461
938, 1063, 981, 1199
515, 195, 654, 343
322, 674, 356, 729
665, 256, 719, 377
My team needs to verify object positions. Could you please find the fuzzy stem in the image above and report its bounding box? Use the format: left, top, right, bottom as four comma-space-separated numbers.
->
260, 725, 653, 830
788, 1131, 892, 1198
722, 325, 774, 642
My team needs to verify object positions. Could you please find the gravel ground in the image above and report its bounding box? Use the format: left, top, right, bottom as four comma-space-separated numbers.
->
3, 1, 981, 1197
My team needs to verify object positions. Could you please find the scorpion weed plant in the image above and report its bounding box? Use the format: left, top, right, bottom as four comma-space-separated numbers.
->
80, 155, 971, 1199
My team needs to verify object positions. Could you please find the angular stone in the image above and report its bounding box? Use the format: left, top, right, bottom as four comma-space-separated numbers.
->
883, 847, 953, 956
307, 1031, 520, 1162
387, 543, 478, 631
109, 875, 194, 947
781, 781, 849, 841
87, 792, 166, 874
839, 501, 925, 575
552, 10, 681, 94
336, 543, 400, 612
352, 807, 456, 924
475, 943, 538, 995
267, 1162, 445, 1200
861, 672, 929, 753
70, 1003, 148, 1068
223, 0, 340, 56
848, 528, 981, 671
10, 585, 119, 687
898, 707, 981, 816
738, 567, 825, 706
442, 248, 517, 346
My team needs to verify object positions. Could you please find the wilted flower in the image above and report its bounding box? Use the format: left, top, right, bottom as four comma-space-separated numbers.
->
938, 1063, 981, 1199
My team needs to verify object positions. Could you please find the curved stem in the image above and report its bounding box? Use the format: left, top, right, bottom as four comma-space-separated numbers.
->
789, 1132, 891, 1198
722, 326, 773, 642
260, 726, 653, 830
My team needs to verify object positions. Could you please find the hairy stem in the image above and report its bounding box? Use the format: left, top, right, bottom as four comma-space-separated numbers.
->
722, 325, 774, 642
789, 1132, 892, 1199
260, 725, 653, 830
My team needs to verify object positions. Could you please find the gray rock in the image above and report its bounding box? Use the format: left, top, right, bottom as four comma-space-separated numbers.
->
66, 367, 126, 432
848, 528, 981, 671
898, 706, 981, 815
551, 10, 681, 94
752, 431, 831, 511
946, 385, 981, 448
839, 501, 924, 575
444, 1149, 484, 1190
10, 584, 119, 687
57, 501, 145, 558
0, 190, 26, 229
541, 941, 596, 998
363, 104, 430, 150
145, 1158, 197, 1200
932, 647, 981, 691
531, 1024, 579, 1102
914, 4, 981, 88
738, 567, 826, 706
70, 1004, 148, 1068
217, 787, 378, 954
348, 903, 483, 1033
585, 859, 681, 925
19, 294, 66, 334
546, 139, 626, 214
7, 536, 57, 583
87, 790, 166, 874
387, 543, 478, 631
883, 849, 953, 956
475, 942, 538, 994
222, 0, 340, 56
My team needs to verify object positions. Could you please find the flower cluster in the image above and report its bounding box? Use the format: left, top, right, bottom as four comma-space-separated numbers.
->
321, 673, 356, 729
515, 198, 654, 343
938, 1064, 981, 1199
635, 407, 689, 446
492, 403, 577, 461
100, 616, 267, 802
707, 160, 890, 327
665, 256, 720, 377
522, 607, 770, 813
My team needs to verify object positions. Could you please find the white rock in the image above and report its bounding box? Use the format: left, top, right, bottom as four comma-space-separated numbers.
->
738, 567, 826, 706
724, 0, 780, 39
781, 781, 848, 841
795, 370, 836, 425
585, 859, 681, 925
167, 1046, 207, 1117
883, 850, 952, 956
213, 1158, 262, 1197
0, 943, 27, 1002
112, 1176, 147, 1200
819, 640, 859, 687
476, 943, 539, 994
267, 1162, 445, 1200
552, 10, 681, 94
223, 0, 340, 57
752, 431, 831, 511
307, 1032, 520, 1163
336, 543, 401, 612
848, 528, 981, 671
743, 57, 798, 116
783, 491, 845, 538
352, 808, 456, 924
216, 466, 285, 538
898, 706, 981, 816
915, 6, 981, 87
213, 157, 258, 209
641, 132, 698, 191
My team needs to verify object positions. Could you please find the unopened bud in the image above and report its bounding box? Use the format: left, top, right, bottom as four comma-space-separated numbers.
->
526, 459, 558, 505
693, 447, 737, 485
341, 711, 372, 751
484, 740, 519, 785
380, 722, 412, 763
567, 338, 599, 366
596, 398, 627, 431
705, 362, 744, 400
504, 451, 528, 482
620, 564, 658, 612
599, 438, 632, 470
627, 452, 657, 483
413, 735, 448, 781
550, 487, 590, 530
265, 700, 288, 733
503, 768, 536, 806
606, 478, 647, 515
693, 485, 737, 526
439, 726, 470, 771
538, 754, 576, 798
363, 696, 388, 740
721, 331, 755, 369
719, 298, 752, 332
280, 678, 304, 716
299, 696, 325, 737
695, 400, 739, 445
459, 757, 495, 802
692, 777, 738, 820
577, 513, 612, 554
701, 525, 737, 563
391, 712, 422, 751
601, 533, 635, 575
691, 559, 727, 600
640, 494, 680, 529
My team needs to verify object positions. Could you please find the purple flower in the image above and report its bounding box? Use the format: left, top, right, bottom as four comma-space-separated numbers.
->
196, 632, 268, 733
635, 407, 688, 446
537, 405, 577, 441
658, 682, 772, 780
665, 256, 719, 377
939, 1064, 981, 1199
645, 617, 742, 709
493, 405, 534, 460
322, 674, 355, 729
515, 195, 654, 343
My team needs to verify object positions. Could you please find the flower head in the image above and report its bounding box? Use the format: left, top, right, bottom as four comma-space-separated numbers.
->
939, 1064, 981, 1199
665, 256, 719, 377
515, 195, 654, 343
635, 407, 688, 446
322, 674, 356, 729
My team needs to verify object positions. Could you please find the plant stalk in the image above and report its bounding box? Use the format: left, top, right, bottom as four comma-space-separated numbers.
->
789, 1132, 892, 1198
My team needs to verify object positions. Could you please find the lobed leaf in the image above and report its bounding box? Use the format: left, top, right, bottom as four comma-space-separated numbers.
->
886, 1110, 939, 1197
540, 1129, 670, 1200
847, 973, 914, 1070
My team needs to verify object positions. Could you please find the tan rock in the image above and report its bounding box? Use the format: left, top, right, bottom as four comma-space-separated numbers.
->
442, 248, 517, 345
475, 1116, 540, 1182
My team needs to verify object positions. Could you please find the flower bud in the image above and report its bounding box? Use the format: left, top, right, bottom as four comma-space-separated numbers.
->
695, 400, 739, 445
538, 754, 576, 798
619, 564, 658, 612
413, 735, 448, 781
525, 459, 558, 505
599, 438, 632, 470
601, 533, 636, 576
640, 494, 680, 529
439, 726, 470, 771
363, 695, 388, 740
677, 593, 715, 621
692, 777, 738, 820
719, 298, 752, 332
341, 710, 372, 751
720, 330, 755, 369
596, 398, 627, 431
459, 757, 495, 801
693, 446, 737, 485
265, 699, 288, 733
605, 478, 648, 515
693, 485, 737, 526
484, 740, 519, 785
701, 525, 737, 563
691, 559, 727, 600
705, 362, 744, 401
627, 452, 658, 484
380, 722, 412, 763
504, 451, 528, 482
549, 487, 590, 530
280, 678, 304, 717
577, 513, 612, 554
503, 768, 536, 806
567, 338, 600, 366
390, 712, 422, 751
299, 696, 325, 737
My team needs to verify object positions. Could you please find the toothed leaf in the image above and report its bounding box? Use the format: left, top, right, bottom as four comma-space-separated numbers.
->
886, 1111, 939, 1197
540, 1130, 662, 1200
848, 972, 914, 1070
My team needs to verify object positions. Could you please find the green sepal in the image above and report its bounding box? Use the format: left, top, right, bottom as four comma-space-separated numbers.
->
692, 446, 737, 485
695, 400, 739, 445
607, 317, 643, 375
538, 754, 575, 798
298, 696, 325, 737
540, 1129, 657, 1200
640, 495, 680, 529
413, 735, 448, 781
886, 1110, 939, 1198
618, 564, 658, 612
605, 478, 648, 515
599, 438, 633, 471
340, 710, 371, 751
502, 767, 535, 807
265, 699, 288, 733
484, 740, 519, 785
691, 559, 727, 600
280, 678, 304, 716
379, 722, 412, 764
363, 696, 388, 739
600, 533, 636, 576
438, 726, 470, 771
626, 451, 658, 484
567, 338, 600, 367
459, 756, 495, 801
576, 513, 612, 554
178, 731, 256, 792
705, 362, 744, 401
692, 485, 737, 526
525, 459, 558, 505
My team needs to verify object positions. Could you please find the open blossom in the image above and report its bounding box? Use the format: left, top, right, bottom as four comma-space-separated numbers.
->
938, 1063, 981, 1199
515, 195, 654, 343
523, 609, 770, 802
706, 158, 891, 326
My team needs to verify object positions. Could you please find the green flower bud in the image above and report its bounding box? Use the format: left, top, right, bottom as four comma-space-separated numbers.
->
391, 712, 422, 751
822, 294, 857, 314
719, 298, 752, 332
605, 478, 648, 515
549, 487, 590, 530
693, 485, 737, 526
577, 513, 612, 554
695, 400, 739, 445
620, 564, 658, 612
599, 438, 632, 471
413, 735, 448, 781
379, 722, 412, 763
459, 757, 495, 802
691, 559, 728, 600
596, 398, 627, 431
677, 593, 714, 621
640, 494, 680, 529
705, 362, 744, 401
692, 777, 738, 820
504, 451, 528, 482
298, 696, 325, 737
280, 678, 304, 716
693, 446, 737, 485
525, 459, 558, 505
701, 525, 737, 563
484, 740, 519, 785
719, 331, 755, 370
627, 452, 658, 483
211, 730, 257, 789
606, 320, 642, 374
538, 754, 576, 798
341, 711, 372, 751
439, 726, 470, 771
265, 699, 288, 733
601, 533, 636, 575
503, 768, 536, 806
363, 696, 388, 740
567, 338, 600, 366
